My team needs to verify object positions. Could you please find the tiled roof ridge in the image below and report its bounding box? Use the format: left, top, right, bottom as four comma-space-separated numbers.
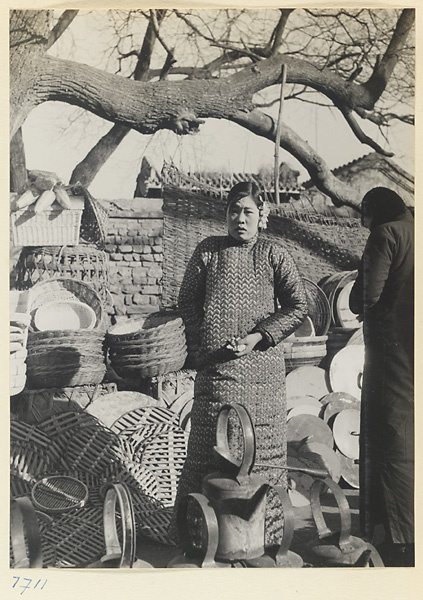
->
303, 152, 414, 189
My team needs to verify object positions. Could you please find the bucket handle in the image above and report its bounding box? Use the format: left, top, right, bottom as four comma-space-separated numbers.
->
214, 403, 256, 484
101, 482, 136, 568
268, 485, 298, 566
10, 497, 43, 569
177, 493, 219, 568
310, 477, 352, 552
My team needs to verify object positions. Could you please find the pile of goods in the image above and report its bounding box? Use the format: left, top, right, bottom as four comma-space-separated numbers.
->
285, 355, 364, 505
10, 401, 190, 567
10, 170, 111, 405
107, 312, 187, 379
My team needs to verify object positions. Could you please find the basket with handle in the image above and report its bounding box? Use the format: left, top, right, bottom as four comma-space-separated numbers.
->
15, 245, 112, 310
11, 195, 85, 247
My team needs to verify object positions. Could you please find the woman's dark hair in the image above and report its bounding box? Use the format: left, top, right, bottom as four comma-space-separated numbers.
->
361, 187, 408, 229
226, 181, 263, 210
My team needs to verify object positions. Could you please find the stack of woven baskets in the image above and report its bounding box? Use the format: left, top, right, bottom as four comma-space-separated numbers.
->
26, 278, 107, 389
107, 312, 187, 380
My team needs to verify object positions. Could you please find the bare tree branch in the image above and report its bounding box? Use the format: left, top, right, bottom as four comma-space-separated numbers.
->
340, 107, 394, 156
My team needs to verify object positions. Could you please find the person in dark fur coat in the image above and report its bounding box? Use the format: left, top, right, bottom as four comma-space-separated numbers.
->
349, 187, 414, 567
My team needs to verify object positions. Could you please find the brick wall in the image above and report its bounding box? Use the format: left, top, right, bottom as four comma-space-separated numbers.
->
103, 198, 164, 322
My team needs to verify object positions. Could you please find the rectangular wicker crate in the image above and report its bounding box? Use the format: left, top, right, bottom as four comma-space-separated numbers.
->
11, 196, 85, 247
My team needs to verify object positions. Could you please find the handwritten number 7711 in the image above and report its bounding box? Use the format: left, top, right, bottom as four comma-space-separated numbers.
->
12, 577, 47, 595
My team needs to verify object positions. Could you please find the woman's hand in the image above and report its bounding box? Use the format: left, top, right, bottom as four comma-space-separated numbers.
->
226, 332, 263, 357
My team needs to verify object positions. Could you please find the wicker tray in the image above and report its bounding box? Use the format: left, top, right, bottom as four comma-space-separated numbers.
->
110, 406, 180, 437
137, 506, 176, 546
11, 196, 85, 247
40, 505, 105, 567
17, 383, 117, 424
140, 427, 189, 507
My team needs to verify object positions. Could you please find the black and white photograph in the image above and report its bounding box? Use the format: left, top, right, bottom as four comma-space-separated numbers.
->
7, 2, 417, 591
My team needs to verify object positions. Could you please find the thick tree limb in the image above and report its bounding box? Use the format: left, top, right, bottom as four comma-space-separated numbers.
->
363, 8, 415, 99
70, 10, 166, 187
10, 128, 28, 193
263, 9, 294, 57
46, 10, 78, 50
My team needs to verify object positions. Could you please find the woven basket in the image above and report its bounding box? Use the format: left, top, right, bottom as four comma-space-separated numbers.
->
107, 312, 184, 343
75, 187, 109, 248
27, 363, 107, 390
11, 196, 84, 247
15, 245, 111, 308
28, 277, 105, 331
112, 352, 187, 379
107, 312, 188, 378
283, 335, 328, 374
26, 278, 106, 389
34, 300, 97, 331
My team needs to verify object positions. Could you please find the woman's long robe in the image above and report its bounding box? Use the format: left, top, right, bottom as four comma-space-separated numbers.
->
173, 233, 307, 546
349, 210, 414, 544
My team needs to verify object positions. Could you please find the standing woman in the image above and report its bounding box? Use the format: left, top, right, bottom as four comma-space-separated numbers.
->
349, 187, 414, 566
172, 181, 307, 550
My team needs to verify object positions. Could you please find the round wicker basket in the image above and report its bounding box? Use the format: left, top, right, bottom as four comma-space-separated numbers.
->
29, 277, 105, 331
107, 311, 188, 378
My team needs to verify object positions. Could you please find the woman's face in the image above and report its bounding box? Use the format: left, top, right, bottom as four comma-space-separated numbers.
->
226, 196, 260, 242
